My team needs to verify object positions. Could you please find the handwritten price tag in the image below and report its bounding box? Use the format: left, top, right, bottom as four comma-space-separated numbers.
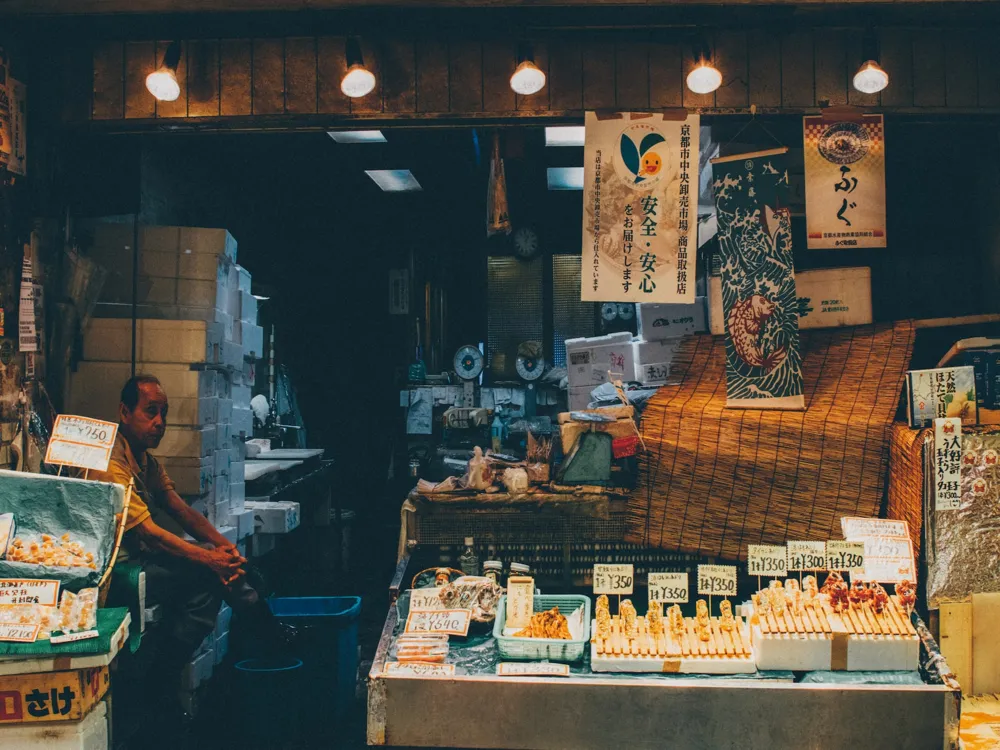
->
0, 579, 60, 607
747, 545, 788, 578
506, 577, 535, 631
497, 662, 570, 677
404, 609, 471, 637
409, 588, 443, 610
786, 541, 827, 571
45, 415, 118, 472
826, 541, 865, 573
648, 572, 688, 603
697, 565, 737, 596
593, 564, 634, 595
0, 623, 40, 643
383, 662, 455, 677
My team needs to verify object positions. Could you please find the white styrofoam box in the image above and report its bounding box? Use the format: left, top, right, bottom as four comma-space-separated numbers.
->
568, 387, 592, 412
214, 632, 230, 666
160, 455, 213, 496
568, 342, 636, 389
216, 370, 233, 400
231, 384, 252, 407
209, 500, 233, 528
219, 525, 238, 545
707, 267, 874, 336
189, 496, 209, 519
246, 500, 300, 534
82, 318, 225, 364
237, 540, 247, 557
215, 603, 233, 639
215, 476, 232, 504
236, 264, 252, 293
252, 532, 277, 556
221, 340, 244, 369
179, 687, 205, 718
164, 396, 216, 427
232, 319, 244, 347
181, 649, 214, 691
178, 226, 238, 262
214, 448, 233, 478
216, 421, 232, 451
158, 425, 215, 458
68, 362, 215, 422
231, 457, 245, 482
236, 509, 255, 540
232, 437, 247, 461
636, 298, 707, 341
216, 398, 234, 424
144, 603, 163, 626
0, 699, 108, 750
565, 331, 633, 353
231, 478, 246, 506
632, 337, 681, 365
227, 287, 241, 321
635, 361, 671, 387
239, 290, 257, 323
233, 406, 253, 437
244, 324, 264, 359
242, 359, 255, 386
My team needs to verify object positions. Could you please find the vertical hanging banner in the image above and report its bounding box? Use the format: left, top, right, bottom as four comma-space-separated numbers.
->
0, 53, 12, 169
18, 251, 37, 353
8, 78, 25, 176
711, 148, 804, 409
934, 417, 963, 511
803, 114, 886, 249
582, 112, 700, 304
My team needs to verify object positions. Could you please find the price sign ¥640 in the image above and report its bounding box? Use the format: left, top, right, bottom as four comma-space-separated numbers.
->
593, 564, 634, 595
648, 572, 689, 603
697, 565, 737, 596
826, 541, 865, 573
403, 609, 471, 637
747, 545, 787, 578
786, 541, 827, 571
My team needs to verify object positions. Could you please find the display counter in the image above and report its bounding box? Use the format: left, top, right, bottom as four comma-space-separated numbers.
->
367, 553, 962, 750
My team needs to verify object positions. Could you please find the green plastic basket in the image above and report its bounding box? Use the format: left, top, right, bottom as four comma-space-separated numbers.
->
493, 594, 591, 663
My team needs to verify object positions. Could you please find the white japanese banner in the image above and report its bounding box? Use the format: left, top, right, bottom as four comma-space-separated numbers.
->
583, 111, 699, 303
804, 114, 886, 249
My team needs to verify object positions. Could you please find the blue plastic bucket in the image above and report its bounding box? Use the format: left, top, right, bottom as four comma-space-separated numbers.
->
267, 596, 361, 719
234, 657, 304, 744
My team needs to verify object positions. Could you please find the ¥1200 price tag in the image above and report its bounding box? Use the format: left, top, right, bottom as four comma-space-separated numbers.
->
826, 541, 865, 573
497, 662, 570, 677
697, 565, 737, 596
747, 545, 787, 578
593, 564, 634, 595
383, 662, 455, 677
786, 541, 827, 571
648, 572, 689, 603
403, 608, 471, 637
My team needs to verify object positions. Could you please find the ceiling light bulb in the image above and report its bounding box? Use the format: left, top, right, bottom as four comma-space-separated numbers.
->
510, 60, 546, 96
686, 62, 722, 95
341, 64, 376, 98
853, 60, 889, 94
146, 68, 180, 102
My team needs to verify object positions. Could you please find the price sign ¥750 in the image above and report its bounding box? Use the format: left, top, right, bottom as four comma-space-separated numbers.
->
826, 541, 865, 573
45, 415, 118, 473
747, 545, 787, 578
648, 572, 689, 603
593, 564, 634, 595
697, 565, 737, 596
787, 541, 827, 572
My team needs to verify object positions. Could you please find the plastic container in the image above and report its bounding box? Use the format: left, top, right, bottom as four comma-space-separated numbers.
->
493, 594, 591, 663
268, 596, 361, 719
234, 657, 304, 745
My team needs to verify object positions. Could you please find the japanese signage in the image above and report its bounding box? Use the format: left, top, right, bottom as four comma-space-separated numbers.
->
747, 545, 788, 578
825, 541, 865, 573
0, 54, 11, 169
497, 662, 570, 677
0, 624, 39, 643
593, 564, 634, 595
0, 579, 60, 607
7, 78, 24, 176
935, 418, 963, 511
582, 111, 700, 304
383, 662, 455, 678
0, 666, 109, 723
18, 252, 37, 353
505, 576, 535, 631
786, 541, 827, 571
408, 588, 443, 610
648, 572, 688, 603
841, 516, 916, 583
697, 565, 737, 596
45, 415, 119, 473
403, 609, 471, 637
803, 114, 886, 249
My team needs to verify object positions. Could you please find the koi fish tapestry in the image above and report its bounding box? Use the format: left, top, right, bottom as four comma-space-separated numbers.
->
803, 114, 886, 249
582, 111, 700, 304
711, 148, 804, 410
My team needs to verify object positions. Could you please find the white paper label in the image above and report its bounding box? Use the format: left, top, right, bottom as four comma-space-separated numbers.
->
786, 541, 827, 571
506, 576, 535, 630
49, 629, 99, 645
0, 623, 39, 643
383, 661, 455, 677
647, 572, 688, 603
45, 415, 119, 472
409, 588, 443, 610
18, 253, 37, 353
826, 541, 865, 573
403, 609, 471, 637
697, 565, 737, 596
593, 564, 634, 595
747, 545, 788, 578
0, 579, 60, 607
840, 516, 916, 584
497, 662, 570, 677
934, 418, 963, 511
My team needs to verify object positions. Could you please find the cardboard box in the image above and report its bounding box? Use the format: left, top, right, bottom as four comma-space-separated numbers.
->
0, 700, 108, 748
708, 267, 873, 335
0, 666, 110, 724
67, 362, 215, 422
178, 227, 238, 261
636, 298, 707, 340
245, 500, 300, 534
82, 319, 224, 364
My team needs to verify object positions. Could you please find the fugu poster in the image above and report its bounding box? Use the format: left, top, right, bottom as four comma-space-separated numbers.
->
711, 148, 804, 410
582, 111, 699, 304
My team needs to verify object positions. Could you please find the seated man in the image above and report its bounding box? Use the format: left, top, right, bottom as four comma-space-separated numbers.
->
91, 374, 286, 709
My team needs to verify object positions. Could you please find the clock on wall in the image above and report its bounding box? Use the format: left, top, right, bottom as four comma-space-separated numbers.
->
512, 227, 540, 260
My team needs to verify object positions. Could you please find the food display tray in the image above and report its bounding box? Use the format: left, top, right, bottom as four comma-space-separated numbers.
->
493, 594, 590, 663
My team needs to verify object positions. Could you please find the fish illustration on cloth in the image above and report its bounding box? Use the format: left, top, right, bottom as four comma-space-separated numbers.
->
727, 294, 787, 371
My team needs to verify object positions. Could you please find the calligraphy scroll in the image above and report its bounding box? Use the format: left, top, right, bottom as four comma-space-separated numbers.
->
711, 148, 804, 410
582, 112, 699, 304
803, 114, 886, 249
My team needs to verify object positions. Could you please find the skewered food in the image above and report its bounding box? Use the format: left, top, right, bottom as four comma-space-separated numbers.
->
620, 600, 637, 636
895, 580, 917, 612
695, 599, 712, 641
820, 571, 844, 595
719, 599, 736, 632
595, 594, 612, 638
668, 605, 685, 639
646, 602, 664, 636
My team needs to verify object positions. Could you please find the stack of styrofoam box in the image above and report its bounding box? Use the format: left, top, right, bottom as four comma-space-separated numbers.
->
632, 297, 708, 387
215, 603, 232, 667
70, 223, 258, 547
564, 332, 636, 411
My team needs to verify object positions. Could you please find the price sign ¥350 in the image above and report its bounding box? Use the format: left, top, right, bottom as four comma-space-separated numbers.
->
593, 564, 634, 595
747, 545, 788, 578
786, 541, 827, 572
697, 565, 737, 596
826, 541, 865, 573
648, 572, 689, 603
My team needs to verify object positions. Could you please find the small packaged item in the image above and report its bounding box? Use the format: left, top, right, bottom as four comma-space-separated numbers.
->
57, 588, 98, 634
394, 635, 449, 663
0, 514, 15, 559
5, 532, 96, 569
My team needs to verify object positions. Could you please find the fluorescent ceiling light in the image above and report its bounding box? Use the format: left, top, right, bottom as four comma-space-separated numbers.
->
327, 130, 387, 143
365, 170, 422, 192
547, 167, 584, 191
545, 126, 585, 147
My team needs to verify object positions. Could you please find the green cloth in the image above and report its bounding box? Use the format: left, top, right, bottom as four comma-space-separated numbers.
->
0, 470, 124, 591
107, 563, 144, 654
0, 607, 129, 657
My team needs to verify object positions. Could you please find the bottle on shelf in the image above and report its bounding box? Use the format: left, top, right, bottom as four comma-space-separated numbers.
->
459, 537, 480, 577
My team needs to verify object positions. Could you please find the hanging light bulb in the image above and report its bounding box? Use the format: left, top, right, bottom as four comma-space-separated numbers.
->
686, 61, 723, 95
341, 37, 376, 98
146, 40, 182, 102
853, 60, 889, 94
510, 42, 546, 96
